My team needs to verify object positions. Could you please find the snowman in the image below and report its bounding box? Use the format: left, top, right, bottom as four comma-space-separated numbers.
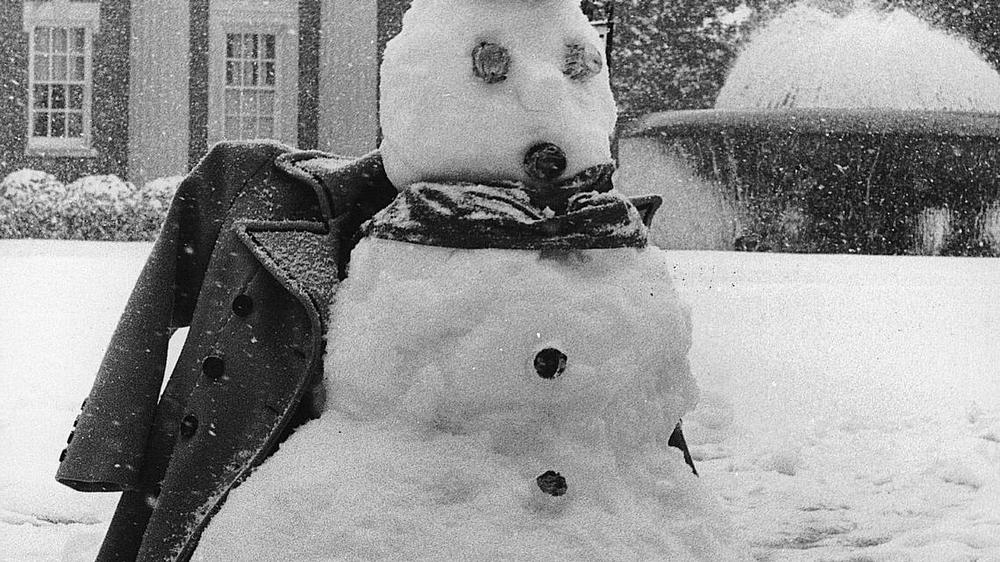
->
194, 0, 748, 559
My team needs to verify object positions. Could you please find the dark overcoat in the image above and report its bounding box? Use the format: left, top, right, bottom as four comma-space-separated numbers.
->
55, 141, 398, 561
55, 141, 667, 561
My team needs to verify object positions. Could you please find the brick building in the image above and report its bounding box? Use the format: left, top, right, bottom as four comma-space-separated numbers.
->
1, 0, 411, 184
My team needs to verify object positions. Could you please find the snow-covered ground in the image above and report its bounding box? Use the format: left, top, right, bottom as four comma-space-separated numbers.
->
2, 240, 998, 561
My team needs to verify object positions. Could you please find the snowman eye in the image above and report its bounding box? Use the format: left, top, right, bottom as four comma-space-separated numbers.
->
471, 41, 510, 84
563, 42, 602, 81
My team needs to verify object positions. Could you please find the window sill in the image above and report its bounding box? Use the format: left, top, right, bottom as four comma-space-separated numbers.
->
25, 144, 99, 158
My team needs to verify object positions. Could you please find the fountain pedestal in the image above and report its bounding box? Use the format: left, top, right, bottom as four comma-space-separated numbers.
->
620, 108, 1000, 255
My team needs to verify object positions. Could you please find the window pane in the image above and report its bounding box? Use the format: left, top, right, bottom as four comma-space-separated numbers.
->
34, 28, 50, 52
51, 112, 66, 137
33, 111, 49, 137
243, 34, 255, 60
225, 89, 240, 114
243, 62, 255, 86
69, 85, 84, 109
225, 116, 238, 138
67, 112, 83, 137
71, 55, 85, 81
51, 85, 66, 109
226, 61, 238, 86
53, 28, 67, 53
71, 28, 85, 53
264, 62, 275, 86
264, 35, 275, 60
241, 116, 256, 138
33, 85, 49, 109
259, 117, 274, 138
227, 33, 239, 58
34, 55, 50, 81
52, 55, 67, 80
251, 34, 259, 59
260, 91, 275, 116
245, 90, 258, 115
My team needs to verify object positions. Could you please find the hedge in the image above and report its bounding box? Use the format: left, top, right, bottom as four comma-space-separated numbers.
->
0, 170, 181, 241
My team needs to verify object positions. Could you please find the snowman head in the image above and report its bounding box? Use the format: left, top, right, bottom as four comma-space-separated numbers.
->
379, 0, 617, 188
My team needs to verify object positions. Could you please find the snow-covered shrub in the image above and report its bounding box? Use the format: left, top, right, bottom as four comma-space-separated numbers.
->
0, 170, 181, 241
0, 169, 63, 202
58, 175, 136, 240
0, 170, 66, 238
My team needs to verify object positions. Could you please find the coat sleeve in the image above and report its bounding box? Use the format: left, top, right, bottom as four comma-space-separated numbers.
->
56, 141, 294, 492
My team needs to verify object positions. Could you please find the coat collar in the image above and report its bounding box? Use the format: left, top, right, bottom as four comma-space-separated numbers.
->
274, 149, 398, 225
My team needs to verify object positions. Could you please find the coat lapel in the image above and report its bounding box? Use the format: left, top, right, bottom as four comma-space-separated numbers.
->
236, 220, 342, 317
238, 150, 398, 321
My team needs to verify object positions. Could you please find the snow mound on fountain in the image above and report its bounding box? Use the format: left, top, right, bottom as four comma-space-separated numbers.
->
716, 5, 1000, 112
194, 239, 751, 561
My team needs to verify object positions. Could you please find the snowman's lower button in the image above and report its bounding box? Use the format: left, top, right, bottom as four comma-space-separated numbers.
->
536, 470, 567, 496
534, 347, 567, 379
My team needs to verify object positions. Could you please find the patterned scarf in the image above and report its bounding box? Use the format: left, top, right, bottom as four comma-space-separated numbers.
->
362, 164, 651, 250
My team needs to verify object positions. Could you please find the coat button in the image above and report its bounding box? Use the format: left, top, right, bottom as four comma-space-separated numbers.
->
202, 355, 225, 380
180, 415, 199, 439
534, 348, 567, 379
232, 294, 254, 317
66, 431, 74, 444
536, 470, 567, 496
59, 449, 67, 462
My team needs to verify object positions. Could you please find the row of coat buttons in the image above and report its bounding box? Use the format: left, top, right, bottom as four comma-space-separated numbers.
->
179, 293, 254, 440
201, 293, 254, 382
58, 295, 254, 458
59, 399, 87, 462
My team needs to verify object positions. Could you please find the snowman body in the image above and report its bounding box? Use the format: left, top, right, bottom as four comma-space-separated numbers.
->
195, 235, 747, 561
195, 0, 750, 558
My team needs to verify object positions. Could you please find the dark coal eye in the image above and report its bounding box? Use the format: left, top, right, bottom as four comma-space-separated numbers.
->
563, 42, 602, 81
472, 41, 510, 84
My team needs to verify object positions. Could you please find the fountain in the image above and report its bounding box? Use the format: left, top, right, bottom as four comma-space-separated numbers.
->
619, 4, 1000, 255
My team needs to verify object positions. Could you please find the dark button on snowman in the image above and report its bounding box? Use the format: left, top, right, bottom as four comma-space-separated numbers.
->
194, 1, 747, 559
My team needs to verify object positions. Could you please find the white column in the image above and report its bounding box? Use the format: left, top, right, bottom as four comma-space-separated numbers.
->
318, 0, 379, 156
128, 0, 191, 185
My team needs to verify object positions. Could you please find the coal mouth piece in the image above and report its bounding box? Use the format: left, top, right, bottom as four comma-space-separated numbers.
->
523, 142, 567, 181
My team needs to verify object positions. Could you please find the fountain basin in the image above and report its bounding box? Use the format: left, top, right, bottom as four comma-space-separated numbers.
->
619, 108, 1000, 255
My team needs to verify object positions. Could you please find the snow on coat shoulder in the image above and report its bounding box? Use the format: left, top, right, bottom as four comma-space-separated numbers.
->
193, 237, 749, 561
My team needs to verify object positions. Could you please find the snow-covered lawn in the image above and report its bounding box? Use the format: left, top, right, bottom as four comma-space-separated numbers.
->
2, 240, 998, 561
680, 252, 1000, 561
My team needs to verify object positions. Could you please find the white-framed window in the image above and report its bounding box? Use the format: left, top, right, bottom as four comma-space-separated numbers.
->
23, 0, 99, 156
209, 1, 298, 146
224, 31, 278, 139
